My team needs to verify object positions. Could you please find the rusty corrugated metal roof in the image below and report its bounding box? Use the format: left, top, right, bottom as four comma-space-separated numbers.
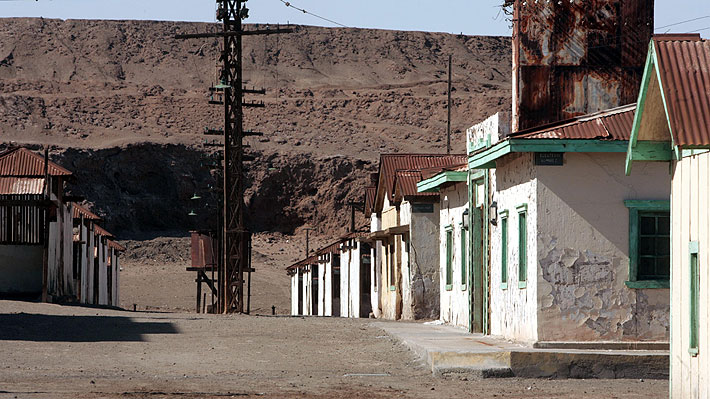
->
107, 240, 127, 252
364, 186, 376, 216
509, 104, 636, 140
375, 154, 466, 212
393, 170, 438, 201
420, 163, 468, 180
73, 203, 102, 221
653, 35, 710, 146
286, 255, 318, 270
0, 177, 45, 195
94, 225, 115, 238
0, 148, 72, 177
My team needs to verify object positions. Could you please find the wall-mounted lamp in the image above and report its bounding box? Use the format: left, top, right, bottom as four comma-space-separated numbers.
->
489, 201, 498, 226
462, 208, 469, 230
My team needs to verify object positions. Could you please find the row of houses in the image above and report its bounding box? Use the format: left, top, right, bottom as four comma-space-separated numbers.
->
288, 0, 709, 395
0, 147, 124, 306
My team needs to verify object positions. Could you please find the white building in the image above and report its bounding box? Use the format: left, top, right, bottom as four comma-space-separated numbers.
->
367, 154, 466, 320
417, 165, 470, 329
626, 34, 710, 398
468, 107, 671, 344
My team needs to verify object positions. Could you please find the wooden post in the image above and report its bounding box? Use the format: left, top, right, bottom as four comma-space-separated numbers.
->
196, 273, 202, 314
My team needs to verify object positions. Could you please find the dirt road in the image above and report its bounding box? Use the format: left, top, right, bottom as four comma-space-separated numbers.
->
0, 300, 666, 399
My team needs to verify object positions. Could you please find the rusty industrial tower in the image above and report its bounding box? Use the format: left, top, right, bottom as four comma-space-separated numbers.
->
512, 0, 654, 132
177, 1, 289, 313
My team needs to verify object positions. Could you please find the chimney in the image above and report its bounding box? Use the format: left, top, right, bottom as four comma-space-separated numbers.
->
511, 0, 654, 132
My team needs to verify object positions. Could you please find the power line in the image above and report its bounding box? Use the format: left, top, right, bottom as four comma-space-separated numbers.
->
277, 0, 348, 28
656, 16, 710, 31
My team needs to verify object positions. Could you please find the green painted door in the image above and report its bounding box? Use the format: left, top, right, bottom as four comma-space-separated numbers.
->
469, 177, 488, 334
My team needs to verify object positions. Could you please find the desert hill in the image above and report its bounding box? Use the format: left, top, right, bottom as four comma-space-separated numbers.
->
0, 18, 511, 312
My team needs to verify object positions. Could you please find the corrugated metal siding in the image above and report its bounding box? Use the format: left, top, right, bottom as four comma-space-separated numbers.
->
513, 0, 652, 131
511, 104, 635, 140
0, 148, 72, 177
0, 177, 45, 195
654, 36, 710, 146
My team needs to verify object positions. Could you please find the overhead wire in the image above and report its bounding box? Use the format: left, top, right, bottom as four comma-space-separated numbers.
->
277, 0, 348, 28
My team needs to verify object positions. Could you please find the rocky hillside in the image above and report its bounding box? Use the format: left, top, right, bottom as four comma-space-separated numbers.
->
0, 18, 511, 237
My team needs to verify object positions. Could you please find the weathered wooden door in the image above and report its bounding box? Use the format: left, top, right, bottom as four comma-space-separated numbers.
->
470, 178, 488, 334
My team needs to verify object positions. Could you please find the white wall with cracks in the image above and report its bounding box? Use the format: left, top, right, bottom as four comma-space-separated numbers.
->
535, 152, 670, 342
407, 201, 440, 320
439, 182, 470, 328
490, 152, 539, 343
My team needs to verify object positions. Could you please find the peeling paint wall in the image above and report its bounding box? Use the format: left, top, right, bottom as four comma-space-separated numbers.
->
490, 152, 539, 343
341, 241, 362, 318
536, 152, 670, 342
439, 183, 470, 328
408, 201, 440, 320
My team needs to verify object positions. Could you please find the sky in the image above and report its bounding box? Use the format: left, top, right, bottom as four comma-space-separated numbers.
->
1, 0, 710, 37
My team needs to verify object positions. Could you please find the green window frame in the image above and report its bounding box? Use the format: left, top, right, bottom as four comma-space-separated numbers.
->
445, 226, 453, 290
689, 241, 699, 356
460, 224, 467, 290
516, 204, 527, 289
500, 210, 509, 290
624, 200, 671, 289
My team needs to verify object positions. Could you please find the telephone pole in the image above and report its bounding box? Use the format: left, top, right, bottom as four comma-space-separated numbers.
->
176, 1, 291, 314
447, 54, 452, 155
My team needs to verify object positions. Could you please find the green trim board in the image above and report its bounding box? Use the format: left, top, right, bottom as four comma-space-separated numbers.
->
517, 205, 527, 286
625, 200, 671, 288
417, 171, 468, 193
501, 212, 508, 288
468, 139, 631, 170
460, 225, 467, 287
689, 241, 699, 356
445, 227, 453, 287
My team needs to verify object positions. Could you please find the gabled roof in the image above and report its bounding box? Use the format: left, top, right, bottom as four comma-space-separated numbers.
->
364, 186, 376, 217
374, 154, 467, 213
94, 225, 115, 239
509, 104, 636, 141
393, 170, 437, 202
653, 35, 710, 146
626, 34, 710, 174
0, 148, 73, 177
107, 240, 127, 252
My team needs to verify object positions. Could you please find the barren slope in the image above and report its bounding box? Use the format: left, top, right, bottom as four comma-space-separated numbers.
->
0, 18, 511, 311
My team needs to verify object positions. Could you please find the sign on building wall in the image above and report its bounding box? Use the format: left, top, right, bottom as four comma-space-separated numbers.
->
534, 152, 564, 166
412, 203, 434, 213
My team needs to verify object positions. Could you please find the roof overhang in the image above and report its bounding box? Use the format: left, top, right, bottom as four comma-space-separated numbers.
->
625, 38, 709, 175
468, 138, 630, 170
417, 171, 467, 193
367, 225, 410, 241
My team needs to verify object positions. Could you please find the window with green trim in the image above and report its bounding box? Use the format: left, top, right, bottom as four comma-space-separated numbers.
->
460, 226, 467, 288
624, 200, 671, 288
501, 211, 508, 289
445, 228, 453, 290
517, 205, 527, 287
689, 241, 699, 356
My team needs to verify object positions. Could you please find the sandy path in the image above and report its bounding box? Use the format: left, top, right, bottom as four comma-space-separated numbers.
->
0, 300, 667, 399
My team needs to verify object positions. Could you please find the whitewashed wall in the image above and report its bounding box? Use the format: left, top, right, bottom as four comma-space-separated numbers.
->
371, 213, 382, 318
407, 201, 440, 320
536, 152, 670, 342
340, 245, 351, 317
323, 255, 333, 317
670, 152, 710, 399
489, 153, 539, 343
317, 261, 326, 316
345, 241, 362, 318
302, 267, 310, 315
291, 272, 299, 315
439, 183, 470, 328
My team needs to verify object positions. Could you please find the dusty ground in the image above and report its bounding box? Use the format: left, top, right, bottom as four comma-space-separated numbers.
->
119, 232, 330, 314
0, 300, 667, 399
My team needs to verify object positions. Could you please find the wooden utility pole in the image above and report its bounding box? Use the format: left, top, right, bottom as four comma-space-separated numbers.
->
304, 227, 315, 257
447, 54, 452, 155
176, 2, 290, 313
